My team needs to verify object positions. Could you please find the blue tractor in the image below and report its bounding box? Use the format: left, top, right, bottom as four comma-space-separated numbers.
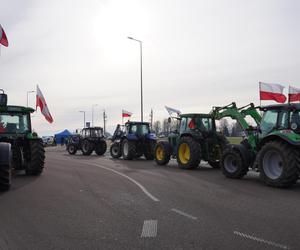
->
110, 121, 157, 160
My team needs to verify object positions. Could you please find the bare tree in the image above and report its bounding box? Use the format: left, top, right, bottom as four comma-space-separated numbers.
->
153, 120, 161, 135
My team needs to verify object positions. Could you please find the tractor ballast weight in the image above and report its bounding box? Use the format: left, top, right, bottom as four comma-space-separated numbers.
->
0, 90, 45, 191
67, 127, 107, 156
154, 113, 228, 169
110, 122, 156, 160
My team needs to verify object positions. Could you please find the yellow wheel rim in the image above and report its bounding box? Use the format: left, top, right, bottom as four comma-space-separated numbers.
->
178, 143, 190, 164
156, 145, 164, 161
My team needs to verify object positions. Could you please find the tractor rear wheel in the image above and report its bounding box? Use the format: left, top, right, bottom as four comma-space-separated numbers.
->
67, 144, 77, 155
122, 139, 136, 160
110, 143, 121, 158
25, 139, 45, 176
155, 141, 171, 165
221, 148, 248, 178
81, 139, 94, 155
95, 141, 107, 156
176, 137, 201, 169
0, 164, 10, 191
144, 140, 156, 160
258, 141, 299, 187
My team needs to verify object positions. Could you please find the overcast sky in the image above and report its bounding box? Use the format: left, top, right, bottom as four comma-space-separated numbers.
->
1, 0, 300, 135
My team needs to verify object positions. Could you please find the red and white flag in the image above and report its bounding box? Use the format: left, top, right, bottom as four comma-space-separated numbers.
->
122, 109, 132, 118
259, 82, 287, 103
36, 85, 53, 123
0, 24, 9, 47
289, 85, 300, 103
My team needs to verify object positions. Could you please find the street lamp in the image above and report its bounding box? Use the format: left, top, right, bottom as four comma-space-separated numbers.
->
26, 90, 35, 107
128, 36, 143, 122
92, 104, 98, 127
79, 111, 86, 128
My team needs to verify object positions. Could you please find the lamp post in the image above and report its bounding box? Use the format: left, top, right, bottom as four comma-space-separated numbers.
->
79, 111, 86, 128
26, 90, 35, 107
128, 36, 143, 122
92, 104, 98, 127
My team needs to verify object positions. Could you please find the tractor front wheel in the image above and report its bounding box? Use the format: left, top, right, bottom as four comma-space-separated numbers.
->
122, 139, 136, 160
110, 143, 121, 158
25, 139, 45, 176
67, 144, 77, 155
221, 148, 248, 178
0, 164, 10, 191
155, 141, 171, 165
176, 137, 201, 169
258, 141, 299, 187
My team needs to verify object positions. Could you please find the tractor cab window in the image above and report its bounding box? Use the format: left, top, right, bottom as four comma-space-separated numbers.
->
84, 129, 90, 137
130, 125, 137, 133
260, 110, 278, 134
290, 110, 300, 131
0, 113, 30, 133
139, 124, 150, 135
180, 118, 187, 133
278, 111, 289, 129
197, 117, 212, 131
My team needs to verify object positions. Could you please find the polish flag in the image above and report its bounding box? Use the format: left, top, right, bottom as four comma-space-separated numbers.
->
122, 109, 132, 118
36, 85, 53, 123
259, 82, 287, 103
289, 85, 300, 103
0, 25, 9, 47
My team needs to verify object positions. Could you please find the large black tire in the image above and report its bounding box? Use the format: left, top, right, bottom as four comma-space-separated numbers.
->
144, 140, 156, 160
67, 144, 77, 155
25, 139, 45, 176
0, 164, 10, 191
122, 139, 136, 160
110, 142, 121, 158
154, 141, 171, 165
221, 148, 248, 178
258, 141, 299, 188
95, 141, 107, 156
81, 139, 94, 155
176, 137, 201, 169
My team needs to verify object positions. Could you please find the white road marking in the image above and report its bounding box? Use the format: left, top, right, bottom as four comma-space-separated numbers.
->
171, 208, 197, 220
87, 162, 160, 202
141, 220, 158, 238
233, 231, 289, 249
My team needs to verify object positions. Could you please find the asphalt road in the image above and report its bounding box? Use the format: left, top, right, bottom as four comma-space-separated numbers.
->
0, 146, 299, 250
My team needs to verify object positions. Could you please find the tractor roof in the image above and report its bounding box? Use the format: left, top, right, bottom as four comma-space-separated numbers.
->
125, 121, 150, 125
0, 105, 35, 113
180, 113, 212, 118
261, 103, 300, 111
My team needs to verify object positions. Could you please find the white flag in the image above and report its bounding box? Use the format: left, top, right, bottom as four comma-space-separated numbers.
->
165, 106, 181, 116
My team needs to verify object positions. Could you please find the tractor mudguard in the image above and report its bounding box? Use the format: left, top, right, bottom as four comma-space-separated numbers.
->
146, 133, 156, 140
259, 133, 300, 148
227, 144, 253, 168
0, 142, 11, 166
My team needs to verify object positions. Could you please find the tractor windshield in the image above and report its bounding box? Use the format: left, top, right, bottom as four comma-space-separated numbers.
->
187, 117, 213, 131
129, 124, 150, 135
90, 129, 103, 137
0, 113, 30, 134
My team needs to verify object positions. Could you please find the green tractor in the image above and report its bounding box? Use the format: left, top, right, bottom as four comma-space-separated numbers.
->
213, 102, 300, 187
0, 90, 45, 191
154, 113, 228, 169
